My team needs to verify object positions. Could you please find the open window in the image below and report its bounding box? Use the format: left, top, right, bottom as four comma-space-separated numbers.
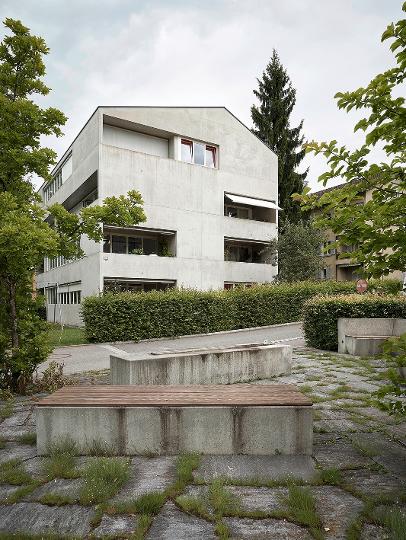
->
181, 139, 217, 168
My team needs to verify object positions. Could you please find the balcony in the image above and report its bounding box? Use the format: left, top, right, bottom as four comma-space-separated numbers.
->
224, 193, 279, 224
224, 238, 269, 264
103, 226, 176, 257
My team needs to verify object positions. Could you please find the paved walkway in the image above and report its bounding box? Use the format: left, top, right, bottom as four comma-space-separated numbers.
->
40, 322, 304, 375
1, 346, 405, 538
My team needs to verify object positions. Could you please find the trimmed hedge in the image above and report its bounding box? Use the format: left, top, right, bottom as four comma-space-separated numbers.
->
303, 294, 406, 351
81, 279, 401, 343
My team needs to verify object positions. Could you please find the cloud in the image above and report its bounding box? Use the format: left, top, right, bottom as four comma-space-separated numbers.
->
1, 0, 402, 190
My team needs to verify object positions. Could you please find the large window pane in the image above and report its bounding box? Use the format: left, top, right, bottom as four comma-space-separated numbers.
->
194, 143, 205, 165
112, 235, 127, 253
181, 139, 193, 162
143, 238, 158, 255
128, 236, 142, 253
205, 146, 216, 167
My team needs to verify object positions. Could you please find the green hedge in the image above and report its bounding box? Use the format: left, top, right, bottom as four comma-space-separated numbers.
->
81, 279, 401, 343
303, 294, 406, 351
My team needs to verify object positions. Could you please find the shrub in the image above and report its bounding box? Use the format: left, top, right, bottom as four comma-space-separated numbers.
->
303, 294, 406, 351
82, 280, 401, 343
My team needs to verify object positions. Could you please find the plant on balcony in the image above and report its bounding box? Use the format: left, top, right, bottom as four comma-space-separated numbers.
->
131, 248, 144, 255
159, 244, 173, 257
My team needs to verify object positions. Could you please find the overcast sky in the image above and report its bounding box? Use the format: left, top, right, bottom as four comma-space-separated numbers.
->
1, 0, 402, 191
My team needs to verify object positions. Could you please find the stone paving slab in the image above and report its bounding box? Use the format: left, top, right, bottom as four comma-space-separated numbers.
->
0, 442, 37, 464
194, 455, 317, 483
112, 456, 177, 502
360, 523, 389, 539
92, 514, 138, 537
25, 478, 83, 502
313, 434, 372, 470
145, 502, 216, 539
349, 433, 406, 477
340, 469, 404, 497
224, 517, 312, 539
312, 486, 364, 539
0, 484, 21, 503
0, 502, 94, 536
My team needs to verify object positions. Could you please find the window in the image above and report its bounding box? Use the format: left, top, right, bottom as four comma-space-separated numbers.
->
224, 242, 266, 264
181, 139, 193, 163
58, 291, 81, 304
46, 287, 57, 304
224, 282, 255, 290
104, 279, 175, 293
43, 155, 72, 202
225, 205, 250, 220
180, 139, 217, 167
112, 235, 127, 254
103, 232, 167, 256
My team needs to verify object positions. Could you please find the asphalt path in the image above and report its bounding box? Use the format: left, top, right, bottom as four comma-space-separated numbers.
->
40, 322, 304, 375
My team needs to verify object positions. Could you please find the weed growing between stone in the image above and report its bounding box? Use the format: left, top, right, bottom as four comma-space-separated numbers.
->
0, 458, 32, 485
18, 432, 36, 445
85, 439, 115, 457
43, 438, 79, 479
280, 484, 325, 540
0, 398, 14, 420
79, 457, 130, 505
208, 478, 242, 518
113, 491, 166, 516
38, 493, 77, 506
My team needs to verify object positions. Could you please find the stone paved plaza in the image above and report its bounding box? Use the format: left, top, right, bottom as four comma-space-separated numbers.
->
0, 347, 405, 539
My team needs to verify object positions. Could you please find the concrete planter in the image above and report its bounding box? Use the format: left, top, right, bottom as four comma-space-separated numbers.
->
110, 344, 291, 385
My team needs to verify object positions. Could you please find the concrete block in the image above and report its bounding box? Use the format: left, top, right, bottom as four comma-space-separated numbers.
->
110, 344, 291, 385
337, 318, 406, 354
37, 404, 312, 456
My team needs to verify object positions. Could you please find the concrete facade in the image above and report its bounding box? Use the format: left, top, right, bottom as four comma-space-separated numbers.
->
110, 344, 292, 385
36, 107, 278, 326
36, 405, 312, 456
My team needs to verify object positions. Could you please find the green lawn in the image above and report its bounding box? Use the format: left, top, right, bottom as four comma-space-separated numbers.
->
47, 324, 88, 347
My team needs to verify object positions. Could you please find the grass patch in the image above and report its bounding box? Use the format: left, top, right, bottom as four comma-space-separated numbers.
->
0, 436, 6, 449
0, 400, 14, 420
167, 452, 201, 496
38, 492, 77, 506
47, 323, 87, 347
208, 478, 241, 518
114, 491, 166, 516
319, 468, 343, 486
215, 520, 230, 539
18, 432, 37, 446
280, 484, 324, 539
43, 438, 79, 479
131, 514, 153, 540
86, 439, 115, 456
79, 457, 130, 505
176, 494, 212, 519
0, 459, 32, 485
0, 481, 42, 505
372, 505, 406, 539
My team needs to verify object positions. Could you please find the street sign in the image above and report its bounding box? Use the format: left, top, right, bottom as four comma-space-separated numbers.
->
356, 279, 368, 293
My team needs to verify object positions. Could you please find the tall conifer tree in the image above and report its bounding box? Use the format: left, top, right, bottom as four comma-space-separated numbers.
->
251, 50, 307, 224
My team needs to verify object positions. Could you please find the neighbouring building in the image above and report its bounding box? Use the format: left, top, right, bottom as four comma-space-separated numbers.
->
36, 107, 279, 326
313, 184, 403, 282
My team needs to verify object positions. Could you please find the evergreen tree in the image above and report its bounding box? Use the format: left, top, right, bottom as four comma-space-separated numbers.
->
251, 50, 307, 223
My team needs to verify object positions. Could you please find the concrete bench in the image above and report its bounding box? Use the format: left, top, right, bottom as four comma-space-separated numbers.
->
36, 384, 313, 456
338, 318, 406, 356
110, 344, 291, 385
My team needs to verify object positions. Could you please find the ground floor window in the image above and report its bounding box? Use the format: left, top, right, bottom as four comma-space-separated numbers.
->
58, 291, 81, 304
224, 282, 256, 290
104, 279, 176, 293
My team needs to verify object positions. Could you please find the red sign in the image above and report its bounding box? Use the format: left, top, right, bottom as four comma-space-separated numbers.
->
356, 279, 368, 293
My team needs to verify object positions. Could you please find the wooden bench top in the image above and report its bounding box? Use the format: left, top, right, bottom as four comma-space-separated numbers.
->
37, 384, 312, 408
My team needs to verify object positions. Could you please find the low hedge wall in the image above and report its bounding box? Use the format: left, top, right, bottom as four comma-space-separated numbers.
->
82, 279, 401, 343
303, 294, 406, 351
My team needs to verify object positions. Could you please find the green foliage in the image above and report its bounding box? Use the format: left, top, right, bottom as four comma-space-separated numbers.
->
375, 333, 406, 416
266, 220, 325, 282
251, 49, 308, 224
46, 324, 87, 347
82, 280, 401, 342
303, 294, 406, 350
43, 438, 78, 479
281, 484, 324, 538
208, 478, 241, 517
0, 458, 32, 485
79, 457, 130, 505
295, 7, 406, 277
0, 19, 146, 391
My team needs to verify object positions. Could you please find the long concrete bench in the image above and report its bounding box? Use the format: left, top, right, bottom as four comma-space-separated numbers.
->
110, 344, 291, 385
36, 384, 313, 456
338, 318, 406, 355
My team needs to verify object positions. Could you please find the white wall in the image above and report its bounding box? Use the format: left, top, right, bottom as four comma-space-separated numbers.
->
103, 125, 169, 158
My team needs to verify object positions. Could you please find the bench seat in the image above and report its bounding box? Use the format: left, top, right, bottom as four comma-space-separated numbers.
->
36, 384, 313, 456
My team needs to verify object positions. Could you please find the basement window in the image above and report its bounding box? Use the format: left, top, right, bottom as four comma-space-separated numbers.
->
181, 139, 217, 168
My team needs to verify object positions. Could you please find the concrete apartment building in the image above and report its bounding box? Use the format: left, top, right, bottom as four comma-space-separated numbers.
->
314, 184, 403, 282
36, 107, 279, 326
